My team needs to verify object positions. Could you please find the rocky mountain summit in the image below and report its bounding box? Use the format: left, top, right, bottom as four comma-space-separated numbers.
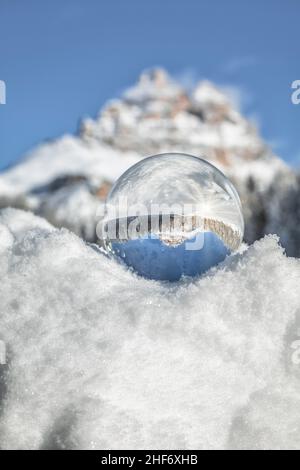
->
0, 68, 298, 255
81, 68, 266, 163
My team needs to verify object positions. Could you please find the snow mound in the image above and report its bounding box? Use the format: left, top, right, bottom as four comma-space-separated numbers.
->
0, 208, 300, 450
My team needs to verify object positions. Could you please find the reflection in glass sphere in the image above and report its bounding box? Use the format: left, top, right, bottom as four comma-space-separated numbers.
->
101, 153, 244, 281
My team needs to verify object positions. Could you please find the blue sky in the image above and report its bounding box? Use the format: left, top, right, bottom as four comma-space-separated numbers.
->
0, 0, 299, 170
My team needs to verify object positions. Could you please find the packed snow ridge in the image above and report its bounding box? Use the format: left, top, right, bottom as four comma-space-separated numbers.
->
0, 208, 300, 450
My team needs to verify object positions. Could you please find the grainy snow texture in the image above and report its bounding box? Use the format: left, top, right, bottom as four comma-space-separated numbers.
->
0, 208, 300, 450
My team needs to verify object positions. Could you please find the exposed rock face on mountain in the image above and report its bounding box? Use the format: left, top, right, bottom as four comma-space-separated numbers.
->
0, 68, 298, 255
80, 69, 267, 163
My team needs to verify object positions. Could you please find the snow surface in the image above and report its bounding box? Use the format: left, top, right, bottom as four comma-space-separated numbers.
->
0, 136, 140, 197
0, 208, 300, 450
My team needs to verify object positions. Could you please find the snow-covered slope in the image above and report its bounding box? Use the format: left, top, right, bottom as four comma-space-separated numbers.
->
0, 136, 139, 197
0, 208, 300, 450
0, 68, 298, 255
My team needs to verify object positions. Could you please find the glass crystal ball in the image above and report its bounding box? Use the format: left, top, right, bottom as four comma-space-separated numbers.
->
101, 153, 244, 281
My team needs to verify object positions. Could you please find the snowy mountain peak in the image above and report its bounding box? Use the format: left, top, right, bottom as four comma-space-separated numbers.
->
123, 68, 185, 105
80, 68, 267, 163
191, 80, 240, 124
0, 68, 297, 255
192, 80, 231, 108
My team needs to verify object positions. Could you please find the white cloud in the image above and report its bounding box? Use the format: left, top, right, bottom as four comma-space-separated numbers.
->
222, 56, 258, 75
